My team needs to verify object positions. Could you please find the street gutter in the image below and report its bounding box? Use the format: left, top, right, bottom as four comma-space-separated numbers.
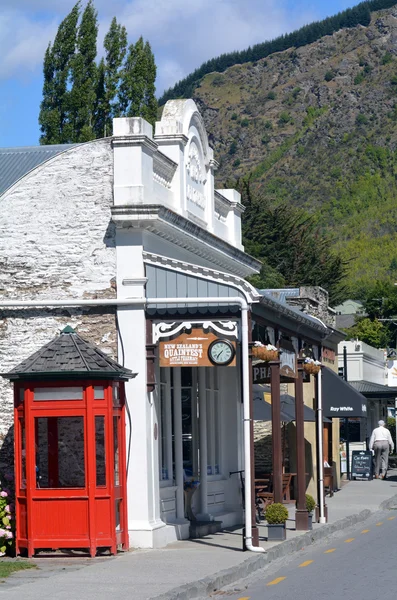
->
149, 494, 397, 600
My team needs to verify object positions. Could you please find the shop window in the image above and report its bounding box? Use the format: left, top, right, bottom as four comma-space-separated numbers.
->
159, 369, 174, 481
205, 367, 221, 475
35, 417, 85, 488
95, 416, 106, 486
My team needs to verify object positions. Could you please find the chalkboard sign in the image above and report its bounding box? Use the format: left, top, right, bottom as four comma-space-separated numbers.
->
351, 450, 373, 481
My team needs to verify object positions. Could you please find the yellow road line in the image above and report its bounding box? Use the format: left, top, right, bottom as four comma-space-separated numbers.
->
387, 516, 396, 521
324, 548, 336, 553
267, 577, 286, 586
361, 529, 370, 533
299, 560, 314, 567
345, 538, 355, 543
376, 522, 383, 526
238, 597, 250, 600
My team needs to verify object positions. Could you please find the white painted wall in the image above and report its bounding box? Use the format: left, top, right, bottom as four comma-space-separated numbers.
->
338, 340, 386, 384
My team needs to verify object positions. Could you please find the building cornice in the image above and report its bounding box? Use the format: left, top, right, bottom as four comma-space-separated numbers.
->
111, 204, 261, 278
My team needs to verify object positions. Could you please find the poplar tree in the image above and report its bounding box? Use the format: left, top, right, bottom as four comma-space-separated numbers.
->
69, 0, 98, 142
39, 2, 80, 144
39, 1, 158, 143
119, 37, 158, 125
103, 17, 127, 132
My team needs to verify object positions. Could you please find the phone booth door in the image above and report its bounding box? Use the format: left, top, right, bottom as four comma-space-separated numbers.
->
112, 383, 128, 549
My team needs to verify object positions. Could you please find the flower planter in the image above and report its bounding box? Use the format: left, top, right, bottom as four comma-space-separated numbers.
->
308, 513, 313, 530
303, 362, 321, 375
252, 347, 279, 362
267, 523, 286, 541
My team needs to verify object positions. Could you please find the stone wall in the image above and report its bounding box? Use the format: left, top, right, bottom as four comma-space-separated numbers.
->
287, 286, 336, 328
0, 139, 116, 472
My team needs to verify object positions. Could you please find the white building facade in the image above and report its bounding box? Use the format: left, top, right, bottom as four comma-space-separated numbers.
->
1, 99, 337, 550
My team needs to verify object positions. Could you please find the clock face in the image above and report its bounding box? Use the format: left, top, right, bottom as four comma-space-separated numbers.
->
208, 339, 235, 366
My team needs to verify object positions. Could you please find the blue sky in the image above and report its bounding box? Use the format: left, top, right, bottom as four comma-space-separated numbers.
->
0, 0, 362, 147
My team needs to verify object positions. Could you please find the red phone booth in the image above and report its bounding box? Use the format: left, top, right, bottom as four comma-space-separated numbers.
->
4, 327, 136, 558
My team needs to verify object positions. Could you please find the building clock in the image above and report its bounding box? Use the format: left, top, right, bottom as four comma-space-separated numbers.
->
208, 339, 235, 366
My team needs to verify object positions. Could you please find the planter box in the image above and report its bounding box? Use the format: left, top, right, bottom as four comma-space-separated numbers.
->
267, 523, 286, 541
308, 513, 313, 530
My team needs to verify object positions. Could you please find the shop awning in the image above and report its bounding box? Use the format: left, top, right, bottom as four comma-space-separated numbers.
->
322, 367, 367, 418
253, 384, 331, 423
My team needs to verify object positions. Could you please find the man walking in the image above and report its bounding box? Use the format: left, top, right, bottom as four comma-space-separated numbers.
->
369, 420, 394, 479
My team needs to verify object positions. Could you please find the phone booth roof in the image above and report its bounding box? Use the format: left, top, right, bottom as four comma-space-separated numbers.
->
2, 326, 136, 382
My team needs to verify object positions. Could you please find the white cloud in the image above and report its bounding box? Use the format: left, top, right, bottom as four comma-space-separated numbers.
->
0, 9, 58, 80
0, 0, 319, 91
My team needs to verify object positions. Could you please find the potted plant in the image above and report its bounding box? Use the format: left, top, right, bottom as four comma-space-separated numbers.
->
305, 494, 316, 530
265, 502, 289, 541
252, 341, 279, 362
302, 357, 322, 375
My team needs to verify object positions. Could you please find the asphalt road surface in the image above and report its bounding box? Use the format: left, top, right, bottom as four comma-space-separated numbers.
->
214, 509, 397, 600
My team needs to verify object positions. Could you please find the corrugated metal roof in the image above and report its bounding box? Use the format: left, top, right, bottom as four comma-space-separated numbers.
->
260, 289, 328, 333
349, 380, 397, 398
0, 144, 75, 197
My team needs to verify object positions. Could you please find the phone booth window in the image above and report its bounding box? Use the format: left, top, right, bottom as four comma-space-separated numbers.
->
35, 417, 85, 488
95, 416, 106, 487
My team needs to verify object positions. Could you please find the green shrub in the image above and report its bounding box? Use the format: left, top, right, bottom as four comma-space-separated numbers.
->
356, 113, 368, 125
324, 70, 335, 82
212, 74, 225, 87
305, 494, 316, 513
233, 158, 241, 167
261, 135, 270, 145
390, 75, 397, 86
278, 111, 292, 126
264, 120, 273, 130
229, 141, 237, 155
231, 113, 238, 120
354, 72, 365, 85
382, 52, 393, 65
0, 474, 14, 556
265, 502, 289, 524
267, 91, 276, 100
241, 118, 249, 127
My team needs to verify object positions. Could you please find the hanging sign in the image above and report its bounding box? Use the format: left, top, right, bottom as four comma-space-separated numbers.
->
280, 348, 297, 379
159, 328, 236, 367
253, 362, 308, 384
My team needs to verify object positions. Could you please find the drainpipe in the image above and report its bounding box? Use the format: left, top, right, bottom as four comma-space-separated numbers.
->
317, 369, 326, 523
0, 294, 264, 553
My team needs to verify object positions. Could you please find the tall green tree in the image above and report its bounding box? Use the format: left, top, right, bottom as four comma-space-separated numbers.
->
101, 17, 127, 135
69, 0, 98, 142
39, 2, 158, 142
119, 36, 158, 124
240, 181, 348, 304
93, 58, 107, 138
39, 2, 80, 144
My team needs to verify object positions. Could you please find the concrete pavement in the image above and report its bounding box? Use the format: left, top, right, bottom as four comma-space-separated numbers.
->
1, 471, 397, 600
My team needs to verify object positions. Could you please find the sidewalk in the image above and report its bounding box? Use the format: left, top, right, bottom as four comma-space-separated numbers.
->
2, 471, 397, 600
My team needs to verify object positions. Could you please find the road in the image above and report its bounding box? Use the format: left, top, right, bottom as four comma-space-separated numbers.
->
213, 509, 397, 600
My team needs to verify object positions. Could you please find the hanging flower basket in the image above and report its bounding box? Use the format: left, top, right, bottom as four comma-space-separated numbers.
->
252, 342, 279, 362
303, 358, 322, 375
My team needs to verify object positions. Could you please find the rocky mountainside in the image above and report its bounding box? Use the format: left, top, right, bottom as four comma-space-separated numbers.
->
192, 5, 397, 298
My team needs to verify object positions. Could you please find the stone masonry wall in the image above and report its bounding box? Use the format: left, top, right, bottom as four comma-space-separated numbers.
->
0, 139, 116, 471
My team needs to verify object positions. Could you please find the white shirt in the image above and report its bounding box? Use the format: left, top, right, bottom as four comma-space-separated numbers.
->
369, 426, 394, 451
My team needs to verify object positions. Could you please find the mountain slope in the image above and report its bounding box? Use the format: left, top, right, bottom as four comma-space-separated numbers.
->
191, 5, 397, 297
